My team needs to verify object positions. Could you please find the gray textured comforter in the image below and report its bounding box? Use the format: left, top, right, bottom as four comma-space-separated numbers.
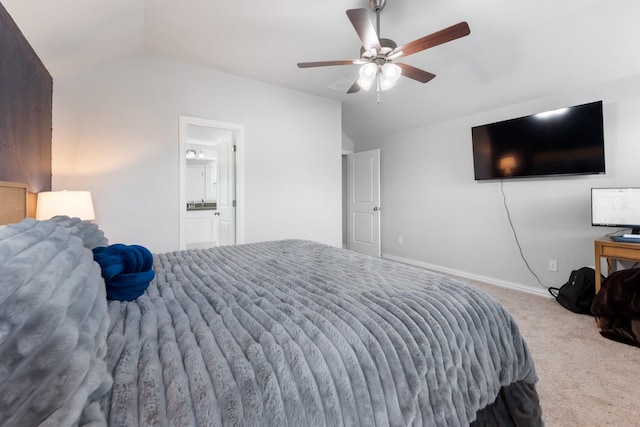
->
103, 240, 541, 426
0, 218, 111, 426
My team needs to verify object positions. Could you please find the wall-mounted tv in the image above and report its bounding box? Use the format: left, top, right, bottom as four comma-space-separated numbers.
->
471, 101, 605, 180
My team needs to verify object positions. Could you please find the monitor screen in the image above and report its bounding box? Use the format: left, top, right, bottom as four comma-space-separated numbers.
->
472, 101, 605, 180
591, 187, 640, 233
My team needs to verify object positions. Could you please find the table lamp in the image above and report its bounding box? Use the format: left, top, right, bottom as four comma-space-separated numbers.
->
36, 190, 96, 220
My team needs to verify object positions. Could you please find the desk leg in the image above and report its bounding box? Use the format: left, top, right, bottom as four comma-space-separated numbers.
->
594, 243, 602, 329
595, 259, 602, 294
607, 258, 614, 276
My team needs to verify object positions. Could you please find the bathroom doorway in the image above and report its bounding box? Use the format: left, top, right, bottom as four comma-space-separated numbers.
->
179, 116, 244, 250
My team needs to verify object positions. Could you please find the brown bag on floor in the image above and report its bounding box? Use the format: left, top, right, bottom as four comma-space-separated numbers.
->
591, 268, 640, 347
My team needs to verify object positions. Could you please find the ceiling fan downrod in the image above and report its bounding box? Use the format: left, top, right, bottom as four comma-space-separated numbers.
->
369, 0, 386, 38
370, 0, 386, 104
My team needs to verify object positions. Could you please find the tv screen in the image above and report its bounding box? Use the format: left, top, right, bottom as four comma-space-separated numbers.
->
592, 187, 640, 234
472, 101, 605, 180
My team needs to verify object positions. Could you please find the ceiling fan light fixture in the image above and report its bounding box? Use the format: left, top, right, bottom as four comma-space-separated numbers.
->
380, 63, 401, 90
357, 62, 377, 90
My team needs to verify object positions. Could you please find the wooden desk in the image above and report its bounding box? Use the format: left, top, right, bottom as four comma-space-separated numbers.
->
594, 237, 640, 294
594, 238, 640, 328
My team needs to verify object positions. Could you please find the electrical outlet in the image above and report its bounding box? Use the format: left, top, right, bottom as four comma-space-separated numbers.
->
397, 236, 403, 245
548, 259, 558, 272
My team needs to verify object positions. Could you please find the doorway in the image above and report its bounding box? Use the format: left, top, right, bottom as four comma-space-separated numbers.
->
179, 116, 244, 250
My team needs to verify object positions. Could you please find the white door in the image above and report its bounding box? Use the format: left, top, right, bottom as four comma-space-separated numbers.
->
347, 149, 381, 257
216, 139, 236, 246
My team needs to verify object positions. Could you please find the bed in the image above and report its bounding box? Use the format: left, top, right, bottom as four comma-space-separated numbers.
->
0, 182, 543, 426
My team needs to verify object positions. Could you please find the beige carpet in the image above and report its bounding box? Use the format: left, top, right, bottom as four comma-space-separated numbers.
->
458, 277, 640, 427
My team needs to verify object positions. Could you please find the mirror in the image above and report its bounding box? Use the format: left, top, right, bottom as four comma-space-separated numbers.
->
185, 144, 217, 206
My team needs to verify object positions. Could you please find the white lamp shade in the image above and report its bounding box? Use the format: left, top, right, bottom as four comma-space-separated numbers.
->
36, 191, 96, 220
380, 63, 401, 91
357, 63, 377, 90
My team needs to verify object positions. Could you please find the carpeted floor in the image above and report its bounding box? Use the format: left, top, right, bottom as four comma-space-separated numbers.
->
459, 278, 640, 427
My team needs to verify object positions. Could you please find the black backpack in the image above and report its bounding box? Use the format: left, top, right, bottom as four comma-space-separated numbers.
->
548, 267, 604, 315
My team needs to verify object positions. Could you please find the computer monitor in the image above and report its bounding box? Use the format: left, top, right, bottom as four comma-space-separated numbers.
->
591, 188, 640, 234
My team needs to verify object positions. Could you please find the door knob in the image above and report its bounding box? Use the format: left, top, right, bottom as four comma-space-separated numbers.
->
214, 212, 220, 216
373, 207, 380, 211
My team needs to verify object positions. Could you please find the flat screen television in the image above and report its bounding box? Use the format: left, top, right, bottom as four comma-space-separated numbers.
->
472, 101, 605, 180
592, 188, 640, 234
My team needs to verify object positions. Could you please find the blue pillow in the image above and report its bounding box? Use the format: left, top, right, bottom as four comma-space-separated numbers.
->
92, 244, 155, 301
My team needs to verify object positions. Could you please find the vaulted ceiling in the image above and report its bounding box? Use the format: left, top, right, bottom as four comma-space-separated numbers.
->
4, 0, 640, 142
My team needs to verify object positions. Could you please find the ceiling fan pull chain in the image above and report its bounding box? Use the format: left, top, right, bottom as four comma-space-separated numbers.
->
376, 72, 381, 103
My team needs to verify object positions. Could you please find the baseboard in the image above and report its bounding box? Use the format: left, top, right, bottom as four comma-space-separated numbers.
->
381, 253, 552, 298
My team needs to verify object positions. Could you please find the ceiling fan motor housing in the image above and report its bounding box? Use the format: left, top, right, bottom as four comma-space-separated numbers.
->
369, 0, 386, 12
360, 38, 397, 61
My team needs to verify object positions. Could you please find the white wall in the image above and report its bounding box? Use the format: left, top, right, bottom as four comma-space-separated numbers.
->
341, 132, 355, 153
52, 54, 342, 252
355, 73, 640, 294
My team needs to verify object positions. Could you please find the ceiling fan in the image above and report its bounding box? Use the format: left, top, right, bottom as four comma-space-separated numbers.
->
297, 0, 470, 101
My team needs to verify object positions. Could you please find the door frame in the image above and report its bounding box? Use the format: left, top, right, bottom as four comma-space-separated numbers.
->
179, 115, 245, 249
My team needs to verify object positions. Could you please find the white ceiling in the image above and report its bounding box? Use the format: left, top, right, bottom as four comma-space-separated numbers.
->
4, 0, 640, 142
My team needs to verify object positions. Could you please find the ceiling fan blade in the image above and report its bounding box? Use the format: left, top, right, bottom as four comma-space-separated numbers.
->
393, 21, 470, 58
346, 8, 381, 52
297, 60, 356, 68
347, 80, 361, 94
397, 63, 436, 83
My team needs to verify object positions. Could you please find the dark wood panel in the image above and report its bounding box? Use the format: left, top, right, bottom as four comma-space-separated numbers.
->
0, 2, 52, 193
